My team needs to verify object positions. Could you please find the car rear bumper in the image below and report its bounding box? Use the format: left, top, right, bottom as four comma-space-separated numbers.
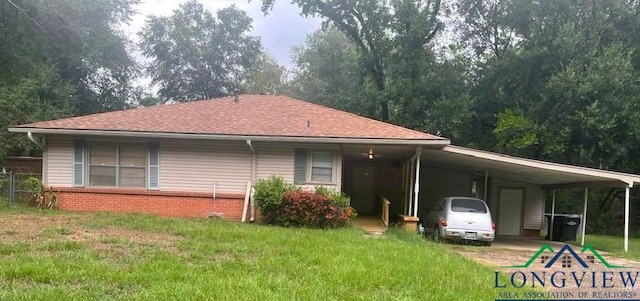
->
442, 228, 494, 241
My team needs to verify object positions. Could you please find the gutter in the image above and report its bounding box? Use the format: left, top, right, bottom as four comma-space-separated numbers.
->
9, 128, 450, 146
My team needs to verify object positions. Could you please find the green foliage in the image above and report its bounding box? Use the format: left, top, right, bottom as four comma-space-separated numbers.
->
264, 0, 443, 121
314, 185, 351, 208
253, 176, 355, 228
243, 54, 290, 95
0, 211, 529, 299
139, 1, 262, 102
493, 108, 538, 153
0, 0, 138, 161
280, 190, 354, 228
21, 176, 43, 193
253, 176, 299, 224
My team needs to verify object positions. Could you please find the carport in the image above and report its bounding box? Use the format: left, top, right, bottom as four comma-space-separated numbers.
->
411, 145, 640, 252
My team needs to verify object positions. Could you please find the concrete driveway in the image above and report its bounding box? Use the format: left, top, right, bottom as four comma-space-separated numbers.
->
492, 235, 569, 251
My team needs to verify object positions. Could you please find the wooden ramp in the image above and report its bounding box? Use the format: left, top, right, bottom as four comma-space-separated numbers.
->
353, 214, 386, 235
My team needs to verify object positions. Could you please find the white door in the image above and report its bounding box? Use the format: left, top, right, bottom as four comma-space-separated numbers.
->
498, 188, 524, 236
351, 167, 376, 214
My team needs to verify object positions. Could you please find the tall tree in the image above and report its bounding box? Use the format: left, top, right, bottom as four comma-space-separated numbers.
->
290, 27, 377, 116
261, 0, 443, 121
243, 54, 290, 95
0, 0, 138, 162
139, 1, 262, 102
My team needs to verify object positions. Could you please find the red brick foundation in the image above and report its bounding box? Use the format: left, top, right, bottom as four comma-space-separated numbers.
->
50, 187, 246, 220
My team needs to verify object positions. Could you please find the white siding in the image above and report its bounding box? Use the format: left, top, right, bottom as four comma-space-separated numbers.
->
490, 178, 544, 230
46, 135, 73, 187
160, 140, 251, 193
256, 145, 294, 182
255, 142, 341, 190
42, 136, 344, 194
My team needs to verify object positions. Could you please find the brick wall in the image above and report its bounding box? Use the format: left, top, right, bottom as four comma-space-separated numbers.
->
51, 187, 246, 220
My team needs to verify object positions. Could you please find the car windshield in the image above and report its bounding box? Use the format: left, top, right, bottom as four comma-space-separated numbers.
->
450, 199, 487, 213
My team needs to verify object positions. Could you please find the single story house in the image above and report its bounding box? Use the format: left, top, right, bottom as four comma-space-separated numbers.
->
9, 95, 640, 249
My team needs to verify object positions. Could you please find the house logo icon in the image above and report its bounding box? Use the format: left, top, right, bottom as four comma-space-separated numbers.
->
507, 243, 625, 269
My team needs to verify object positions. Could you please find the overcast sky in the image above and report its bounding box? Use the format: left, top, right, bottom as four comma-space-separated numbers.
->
123, 0, 322, 69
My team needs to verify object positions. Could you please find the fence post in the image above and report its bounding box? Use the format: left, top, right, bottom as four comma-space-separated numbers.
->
8, 172, 14, 206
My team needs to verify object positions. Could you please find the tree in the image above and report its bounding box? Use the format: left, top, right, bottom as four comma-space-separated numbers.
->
261, 0, 443, 121
139, 1, 262, 102
0, 0, 139, 163
243, 54, 290, 95
290, 27, 377, 116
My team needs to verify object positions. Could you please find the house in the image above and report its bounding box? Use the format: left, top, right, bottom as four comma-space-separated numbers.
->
9, 95, 640, 248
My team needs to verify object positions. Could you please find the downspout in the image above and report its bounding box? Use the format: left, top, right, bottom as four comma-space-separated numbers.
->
27, 132, 44, 149
246, 140, 257, 222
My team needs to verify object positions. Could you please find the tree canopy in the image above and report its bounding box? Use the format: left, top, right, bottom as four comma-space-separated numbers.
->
139, 1, 262, 102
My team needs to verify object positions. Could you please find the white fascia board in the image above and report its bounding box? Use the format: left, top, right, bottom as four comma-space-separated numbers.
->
10, 127, 450, 146
443, 145, 640, 186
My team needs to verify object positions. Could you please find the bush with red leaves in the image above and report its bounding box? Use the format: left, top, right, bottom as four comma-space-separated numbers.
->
277, 190, 355, 228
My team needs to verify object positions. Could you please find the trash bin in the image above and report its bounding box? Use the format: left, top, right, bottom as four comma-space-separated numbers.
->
544, 214, 581, 242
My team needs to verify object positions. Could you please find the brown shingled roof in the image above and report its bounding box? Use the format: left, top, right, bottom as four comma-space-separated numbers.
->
17, 94, 444, 140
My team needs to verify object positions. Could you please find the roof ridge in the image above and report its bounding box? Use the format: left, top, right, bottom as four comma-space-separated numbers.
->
273, 95, 438, 136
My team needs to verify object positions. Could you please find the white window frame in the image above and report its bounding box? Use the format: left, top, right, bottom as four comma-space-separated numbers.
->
306, 151, 336, 184
87, 143, 147, 188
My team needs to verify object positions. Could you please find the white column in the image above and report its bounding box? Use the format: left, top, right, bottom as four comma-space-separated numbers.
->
408, 158, 415, 215
581, 187, 588, 247
401, 163, 406, 215
624, 186, 631, 252
550, 190, 556, 241
483, 170, 489, 202
413, 146, 422, 217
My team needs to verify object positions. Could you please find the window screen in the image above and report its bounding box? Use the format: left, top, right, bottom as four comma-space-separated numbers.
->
88, 143, 146, 188
310, 152, 333, 183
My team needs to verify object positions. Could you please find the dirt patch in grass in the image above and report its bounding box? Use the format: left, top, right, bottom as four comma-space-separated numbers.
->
452, 246, 640, 299
0, 214, 185, 259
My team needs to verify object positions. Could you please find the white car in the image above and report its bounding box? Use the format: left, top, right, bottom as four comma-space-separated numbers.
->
421, 197, 495, 246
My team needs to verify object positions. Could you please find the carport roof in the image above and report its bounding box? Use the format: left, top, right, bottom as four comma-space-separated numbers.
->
422, 145, 640, 188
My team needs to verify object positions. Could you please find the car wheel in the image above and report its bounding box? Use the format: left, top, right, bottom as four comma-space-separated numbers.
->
482, 241, 492, 247
432, 227, 441, 243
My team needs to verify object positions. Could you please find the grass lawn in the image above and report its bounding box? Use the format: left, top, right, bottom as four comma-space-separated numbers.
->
583, 234, 640, 261
0, 206, 523, 300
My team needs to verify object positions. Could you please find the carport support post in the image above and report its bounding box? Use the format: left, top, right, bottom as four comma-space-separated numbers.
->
550, 190, 556, 241
624, 185, 630, 252
581, 188, 588, 247
413, 146, 422, 217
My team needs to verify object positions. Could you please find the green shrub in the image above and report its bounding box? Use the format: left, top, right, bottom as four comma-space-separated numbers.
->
253, 176, 299, 224
254, 177, 356, 228
315, 186, 351, 208
281, 190, 355, 228
22, 176, 44, 193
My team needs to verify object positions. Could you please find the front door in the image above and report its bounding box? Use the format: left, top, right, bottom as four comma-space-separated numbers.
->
498, 188, 524, 236
351, 167, 376, 214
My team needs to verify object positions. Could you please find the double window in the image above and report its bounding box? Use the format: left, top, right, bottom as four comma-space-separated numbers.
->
88, 144, 147, 188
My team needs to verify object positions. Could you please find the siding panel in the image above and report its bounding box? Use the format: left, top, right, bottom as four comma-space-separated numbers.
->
256, 146, 294, 182
47, 136, 74, 187
160, 140, 252, 194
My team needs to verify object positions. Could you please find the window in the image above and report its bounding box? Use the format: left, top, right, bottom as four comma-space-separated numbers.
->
450, 198, 488, 213
89, 143, 146, 188
310, 151, 334, 183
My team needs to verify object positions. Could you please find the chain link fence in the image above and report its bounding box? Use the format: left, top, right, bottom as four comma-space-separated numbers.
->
0, 172, 43, 206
